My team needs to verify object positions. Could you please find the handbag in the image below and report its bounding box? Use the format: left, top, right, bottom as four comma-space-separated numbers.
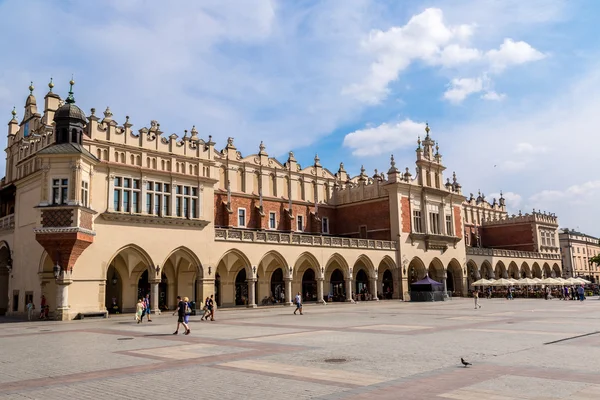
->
185, 303, 192, 315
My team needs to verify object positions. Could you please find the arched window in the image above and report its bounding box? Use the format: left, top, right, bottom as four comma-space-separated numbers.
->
236, 169, 245, 193
269, 174, 276, 197
71, 128, 78, 143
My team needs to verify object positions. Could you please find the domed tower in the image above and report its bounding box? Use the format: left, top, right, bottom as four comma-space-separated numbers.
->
34, 79, 98, 320
53, 79, 87, 145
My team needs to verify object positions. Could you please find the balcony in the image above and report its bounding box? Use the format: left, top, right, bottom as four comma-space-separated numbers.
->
215, 228, 397, 251
0, 214, 14, 232
467, 247, 561, 260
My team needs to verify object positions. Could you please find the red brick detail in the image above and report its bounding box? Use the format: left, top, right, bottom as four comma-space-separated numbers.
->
481, 223, 534, 251
35, 232, 94, 269
401, 197, 411, 233
335, 199, 391, 240
453, 206, 462, 238
41, 209, 73, 227
80, 210, 94, 230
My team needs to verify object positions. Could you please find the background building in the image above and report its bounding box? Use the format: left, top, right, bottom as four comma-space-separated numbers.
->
559, 229, 600, 282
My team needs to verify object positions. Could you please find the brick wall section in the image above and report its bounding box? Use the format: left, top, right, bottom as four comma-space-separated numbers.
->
41, 209, 73, 227
35, 231, 94, 269
80, 209, 94, 230
453, 206, 462, 238
214, 192, 226, 227
401, 196, 411, 233
334, 198, 391, 240
481, 223, 535, 251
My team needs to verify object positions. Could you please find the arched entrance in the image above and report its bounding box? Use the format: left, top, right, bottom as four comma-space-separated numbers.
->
532, 263, 542, 278
543, 263, 552, 278
329, 269, 345, 301
508, 262, 519, 279
467, 260, 479, 289
447, 259, 463, 295
355, 269, 369, 299
382, 269, 393, 299
235, 269, 248, 306
0, 244, 10, 315
520, 262, 531, 278
105, 264, 123, 314
137, 271, 168, 310
552, 263, 561, 279
270, 268, 284, 304
494, 261, 507, 279
481, 261, 493, 280
428, 258, 444, 283
302, 269, 317, 302
407, 258, 426, 285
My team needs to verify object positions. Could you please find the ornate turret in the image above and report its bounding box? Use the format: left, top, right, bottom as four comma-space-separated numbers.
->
8, 107, 18, 136
53, 79, 87, 145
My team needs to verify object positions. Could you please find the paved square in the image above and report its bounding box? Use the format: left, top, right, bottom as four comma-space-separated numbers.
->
1, 298, 599, 399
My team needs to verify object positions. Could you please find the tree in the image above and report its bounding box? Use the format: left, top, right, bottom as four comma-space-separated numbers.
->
589, 254, 600, 266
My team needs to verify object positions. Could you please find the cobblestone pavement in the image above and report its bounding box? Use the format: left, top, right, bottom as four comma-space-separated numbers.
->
1, 298, 600, 399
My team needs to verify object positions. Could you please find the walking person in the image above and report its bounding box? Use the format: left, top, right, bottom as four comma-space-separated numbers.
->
39, 295, 47, 320
293, 292, 303, 315
183, 296, 192, 326
173, 296, 191, 335
201, 296, 210, 321
26, 299, 35, 321
135, 298, 144, 323
207, 294, 215, 321
474, 290, 481, 309
141, 293, 152, 322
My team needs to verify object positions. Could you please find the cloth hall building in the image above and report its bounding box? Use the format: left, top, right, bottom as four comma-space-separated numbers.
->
0, 81, 562, 319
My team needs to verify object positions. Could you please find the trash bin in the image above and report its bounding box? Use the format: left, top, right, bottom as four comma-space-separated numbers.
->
189, 301, 196, 315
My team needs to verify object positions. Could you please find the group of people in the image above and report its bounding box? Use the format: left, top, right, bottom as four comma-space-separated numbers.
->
25, 295, 50, 321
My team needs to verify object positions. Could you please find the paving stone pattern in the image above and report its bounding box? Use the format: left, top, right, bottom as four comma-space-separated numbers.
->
1, 298, 600, 399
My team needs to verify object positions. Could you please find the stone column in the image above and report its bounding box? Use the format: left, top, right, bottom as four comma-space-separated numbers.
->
317, 278, 324, 304
370, 278, 379, 301
345, 278, 353, 302
247, 279, 257, 308
284, 278, 292, 306
55, 271, 73, 321
150, 280, 160, 315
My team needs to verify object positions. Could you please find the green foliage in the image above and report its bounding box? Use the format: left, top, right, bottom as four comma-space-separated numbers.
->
589, 254, 600, 265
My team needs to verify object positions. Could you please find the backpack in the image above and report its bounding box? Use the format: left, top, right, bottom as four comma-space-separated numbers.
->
184, 302, 192, 315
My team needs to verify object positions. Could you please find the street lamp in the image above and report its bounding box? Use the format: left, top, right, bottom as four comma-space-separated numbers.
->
111, 271, 118, 286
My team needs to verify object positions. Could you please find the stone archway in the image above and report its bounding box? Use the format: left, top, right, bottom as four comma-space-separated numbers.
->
494, 261, 507, 279
0, 243, 10, 315
270, 268, 285, 304
552, 263, 561, 279
407, 257, 426, 285
447, 259, 463, 295
294, 252, 320, 303
214, 249, 252, 307
258, 251, 288, 306
329, 269, 345, 301
378, 256, 396, 300
520, 262, 531, 278
543, 263, 552, 278
428, 258, 444, 283
235, 269, 248, 306
508, 262, 519, 279
381, 269, 393, 299
355, 269, 369, 300
105, 244, 154, 313
302, 269, 317, 302
353, 255, 374, 301
466, 260, 479, 289
532, 263, 542, 279
163, 247, 203, 307
481, 261, 494, 280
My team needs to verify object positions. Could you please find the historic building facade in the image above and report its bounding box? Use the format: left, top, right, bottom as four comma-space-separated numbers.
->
559, 229, 600, 282
0, 81, 562, 319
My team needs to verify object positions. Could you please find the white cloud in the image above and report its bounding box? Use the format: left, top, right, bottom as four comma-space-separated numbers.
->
342, 8, 476, 104
489, 191, 523, 212
486, 38, 546, 72
481, 91, 506, 101
345, 8, 546, 105
514, 142, 548, 154
444, 77, 484, 103
343, 119, 424, 156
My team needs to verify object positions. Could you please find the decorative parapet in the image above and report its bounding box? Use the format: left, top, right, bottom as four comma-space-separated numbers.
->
215, 228, 397, 250
0, 214, 15, 231
466, 246, 561, 260
101, 212, 210, 229
482, 210, 558, 227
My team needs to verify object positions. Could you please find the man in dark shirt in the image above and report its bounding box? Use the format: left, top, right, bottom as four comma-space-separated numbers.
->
172, 296, 190, 335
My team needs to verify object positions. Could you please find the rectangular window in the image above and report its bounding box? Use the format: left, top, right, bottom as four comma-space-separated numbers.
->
269, 212, 276, 229
238, 208, 246, 227
175, 184, 199, 219
81, 181, 89, 207
114, 177, 141, 213
297, 215, 304, 232
322, 217, 329, 234
52, 178, 69, 205
154, 194, 160, 215
163, 195, 170, 216
445, 215, 452, 236
412, 210, 422, 233
360, 225, 367, 239
429, 213, 440, 234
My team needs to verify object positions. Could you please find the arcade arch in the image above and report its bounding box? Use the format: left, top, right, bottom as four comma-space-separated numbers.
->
446, 258, 463, 294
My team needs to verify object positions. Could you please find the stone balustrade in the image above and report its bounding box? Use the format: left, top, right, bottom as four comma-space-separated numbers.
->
466, 246, 561, 260
0, 214, 14, 231
215, 228, 397, 251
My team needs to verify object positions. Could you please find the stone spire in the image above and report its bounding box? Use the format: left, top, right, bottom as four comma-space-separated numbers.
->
314, 153, 321, 167
258, 141, 267, 155
358, 165, 368, 183
190, 125, 199, 141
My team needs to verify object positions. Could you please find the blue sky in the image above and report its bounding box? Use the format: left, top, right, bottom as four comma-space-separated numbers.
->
1, 0, 599, 234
